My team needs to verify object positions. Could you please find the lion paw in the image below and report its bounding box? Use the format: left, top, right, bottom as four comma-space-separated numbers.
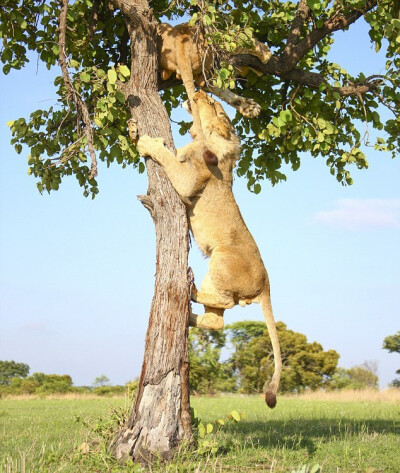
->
137, 135, 164, 157
238, 99, 261, 118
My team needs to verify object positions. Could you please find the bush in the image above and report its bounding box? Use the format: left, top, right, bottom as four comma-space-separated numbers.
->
93, 385, 126, 396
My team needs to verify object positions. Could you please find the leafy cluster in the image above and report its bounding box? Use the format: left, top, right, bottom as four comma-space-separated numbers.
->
329, 363, 379, 390
0, 360, 29, 385
228, 321, 340, 393
382, 331, 400, 387
191, 406, 245, 456
189, 321, 342, 394
1, 0, 399, 196
189, 328, 236, 394
177, 0, 399, 190
0, 372, 74, 396
2, 0, 139, 198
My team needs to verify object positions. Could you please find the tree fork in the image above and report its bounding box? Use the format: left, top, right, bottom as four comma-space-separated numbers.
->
110, 0, 193, 462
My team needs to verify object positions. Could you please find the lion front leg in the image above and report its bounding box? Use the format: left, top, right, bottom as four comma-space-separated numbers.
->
136, 135, 166, 161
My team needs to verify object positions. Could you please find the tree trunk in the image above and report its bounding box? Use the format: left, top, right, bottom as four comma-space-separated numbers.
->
110, 0, 193, 463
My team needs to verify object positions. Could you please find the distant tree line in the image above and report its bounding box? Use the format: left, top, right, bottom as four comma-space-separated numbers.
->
2, 326, 394, 397
0, 360, 138, 397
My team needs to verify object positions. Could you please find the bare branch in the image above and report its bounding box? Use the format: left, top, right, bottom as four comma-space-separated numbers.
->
58, 0, 97, 179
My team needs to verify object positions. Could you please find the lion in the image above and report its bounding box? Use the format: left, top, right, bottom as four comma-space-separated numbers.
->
157, 22, 272, 119
137, 90, 282, 408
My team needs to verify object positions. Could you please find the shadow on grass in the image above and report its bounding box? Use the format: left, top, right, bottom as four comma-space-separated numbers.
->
225, 418, 399, 455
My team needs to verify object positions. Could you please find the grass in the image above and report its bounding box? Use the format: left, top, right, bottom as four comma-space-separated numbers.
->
0, 391, 399, 472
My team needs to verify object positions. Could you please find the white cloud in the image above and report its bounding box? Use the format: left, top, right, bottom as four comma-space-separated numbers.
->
314, 199, 400, 230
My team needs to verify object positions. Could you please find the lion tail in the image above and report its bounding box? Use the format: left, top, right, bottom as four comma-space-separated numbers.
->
260, 288, 282, 408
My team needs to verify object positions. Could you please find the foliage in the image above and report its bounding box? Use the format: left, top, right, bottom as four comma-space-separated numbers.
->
92, 374, 110, 387
383, 331, 400, 354
329, 362, 379, 390
188, 327, 236, 394
92, 385, 126, 396
227, 321, 339, 393
383, 331, 400, 387
190, 406, 245, 456
1, 0, 398, 197
0, 360, 29, 385
188, 321, 340, 394
0, 372, 74, 396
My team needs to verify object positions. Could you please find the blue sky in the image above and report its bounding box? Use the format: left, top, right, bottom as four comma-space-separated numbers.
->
0, 18, 399, 388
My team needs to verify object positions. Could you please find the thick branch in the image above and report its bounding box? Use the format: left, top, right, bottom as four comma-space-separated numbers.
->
281, 0, 377, 71
284, 0, 311, 57
230, 54, 383, 97
58, 0, 97, 179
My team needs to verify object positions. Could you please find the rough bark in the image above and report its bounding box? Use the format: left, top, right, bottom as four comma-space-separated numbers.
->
110, 0, 193, 463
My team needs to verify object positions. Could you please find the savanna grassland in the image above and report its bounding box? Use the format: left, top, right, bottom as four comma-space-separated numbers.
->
0, 391, 399, 473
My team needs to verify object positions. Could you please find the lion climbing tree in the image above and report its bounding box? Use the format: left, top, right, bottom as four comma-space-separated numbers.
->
2, 0, 399, 463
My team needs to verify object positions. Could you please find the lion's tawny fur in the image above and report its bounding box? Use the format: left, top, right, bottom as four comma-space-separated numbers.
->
157, 22, 272, 118
137, 91, 282, 407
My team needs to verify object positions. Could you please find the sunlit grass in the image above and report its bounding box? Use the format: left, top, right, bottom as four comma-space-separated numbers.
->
1, 393, 399, 472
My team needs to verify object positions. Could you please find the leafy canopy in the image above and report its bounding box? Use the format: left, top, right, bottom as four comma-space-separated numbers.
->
1, 0, 399, 197
383, 331, 400, 387
228, 321, 339, 393
0, 360, 30, 385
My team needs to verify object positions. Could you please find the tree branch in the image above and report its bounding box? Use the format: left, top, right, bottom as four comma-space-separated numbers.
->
58, 0, 97, 179
229, 54, 384, 97
283, 0, 311, 58
280, 0, 377, 71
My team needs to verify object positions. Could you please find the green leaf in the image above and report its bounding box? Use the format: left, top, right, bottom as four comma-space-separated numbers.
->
80, 72, 91, 82
107, 69, 117, 85
203, 15, 211, 26
231, 410, 240, 422
206, 423, 213, 434
118, 65, 130, 78
198, 423, 206, 439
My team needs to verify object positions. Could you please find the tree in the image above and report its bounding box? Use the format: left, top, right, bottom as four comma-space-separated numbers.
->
93, 374, 111, 387
329, 361, 379, 390
0, 360, 30, 385
189, 328, 236, 394
228, 321, 339, 393
383, 331, 400, 387
2, 0, 398, 462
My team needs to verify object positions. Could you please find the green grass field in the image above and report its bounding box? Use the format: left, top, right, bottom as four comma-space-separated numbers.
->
1, 393, 399, 472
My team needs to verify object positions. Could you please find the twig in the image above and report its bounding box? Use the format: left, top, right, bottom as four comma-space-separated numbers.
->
289, 84, 318, 134
58, 0, 98, 179
357, 93, 370, 145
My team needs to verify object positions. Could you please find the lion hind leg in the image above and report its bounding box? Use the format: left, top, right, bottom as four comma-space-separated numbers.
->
192, 273, 235, 309
189, 306, 224, 330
